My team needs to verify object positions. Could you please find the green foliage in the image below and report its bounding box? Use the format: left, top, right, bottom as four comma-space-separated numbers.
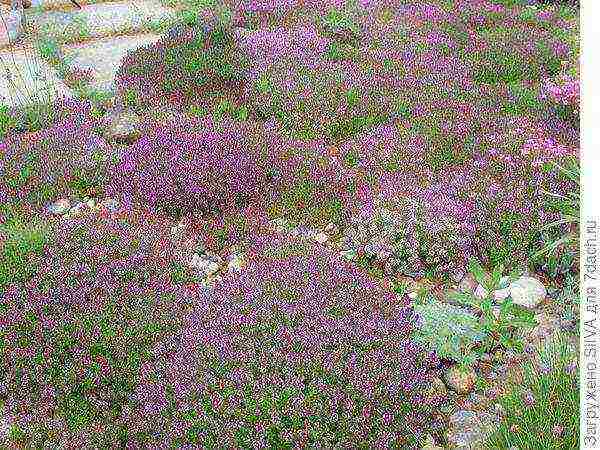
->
413, 298, 486, 369
326, 41, 349, 61
533, 158, 579, 263
502, 82, 544, 116
322, 6, 360, 36
36, 37, 61, 60
414, 258, 540, 369
473, 50, 531, 84
0, 220, 50, 292
485, 336, 579, 449
327, 112, 388, 143
0, 105, 15, 138
423, 125, 473, 173
451, 258, 537, 354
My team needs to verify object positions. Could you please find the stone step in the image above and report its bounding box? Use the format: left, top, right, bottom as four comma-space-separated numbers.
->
0, 45, 73, 106
60, 32, 161, 93
29, 0, 110, 11
0, 5, 26, 48
27, 0, 177, 44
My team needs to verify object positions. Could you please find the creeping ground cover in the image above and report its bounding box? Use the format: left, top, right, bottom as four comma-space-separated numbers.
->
0, 0, 580, 448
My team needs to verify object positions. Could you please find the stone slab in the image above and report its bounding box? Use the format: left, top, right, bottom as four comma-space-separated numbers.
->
29, 0, 175, 43
0, 7, 26, 48
61, 33, 160, 92
0, 46, 73, 106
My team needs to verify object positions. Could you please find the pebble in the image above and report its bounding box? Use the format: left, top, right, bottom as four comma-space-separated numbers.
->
103, 110, 142, 145
227, 253, 246, 272
170, 220, 187, 239
47, 198, 71, 215
444, 366, 477, 395
446, 410, 496, 449
509, 276, 547, 308
189, 253, 220, 277
100, 198, 120, 212
314, 232, 328, 244
324, 222, 339, 235
64, 203, 85, 218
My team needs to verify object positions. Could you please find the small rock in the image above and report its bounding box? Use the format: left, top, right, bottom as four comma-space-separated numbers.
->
509, 276, 547, 308
493, 403, 505, 418
0, 413, 11, 440
324, 222, 339, 235
314, 232, 328, 244
444, 366, 477, 395
202, 252, 223, 265
0, 10, 25, 46
189, 253, 220, 278
446, 410, 496, 449
491, 306, 501, 319
64, 203, 84, 218
227, 253, 246, 272
271, 218, 290, 233
450, 269, 466, 284
170, 220, 187, 239
467, 393, 487, 408
103, 110, 142, 145
421, 434, 444, 450
47, 198, 70, 215
425, 377, 448, 402
100, 198, 119, 212
474, 284, 487, 299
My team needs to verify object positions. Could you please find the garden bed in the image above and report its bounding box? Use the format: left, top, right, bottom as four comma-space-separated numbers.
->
0, 0, 580, 448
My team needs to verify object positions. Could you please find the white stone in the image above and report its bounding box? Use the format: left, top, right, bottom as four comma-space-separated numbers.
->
314, 232, 328, 244
474, 284, 487, 299
444, 366, 477, 395
65, 202, 84, 217
0, 413, 10, 439
0, 47, 73, 107
100, 198, 119, 212
509, 276, 546, 308
324, 222, 339, 235
170, 220, 187, 238
227, 254, 246, 272
31, 0, 176, 43
189, 253, 220, 277
103, 110, 141, 144
0, 9, 24, 48
48, 198, 70, 215
61, 33, 162, 93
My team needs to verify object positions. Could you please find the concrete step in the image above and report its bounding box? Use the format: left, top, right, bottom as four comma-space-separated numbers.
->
27, 0, 176, 44
0, 45, 73, 106
61, 32, 160, 93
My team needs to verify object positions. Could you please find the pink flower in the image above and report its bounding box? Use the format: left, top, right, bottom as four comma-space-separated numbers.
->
552, 424, 564, 438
